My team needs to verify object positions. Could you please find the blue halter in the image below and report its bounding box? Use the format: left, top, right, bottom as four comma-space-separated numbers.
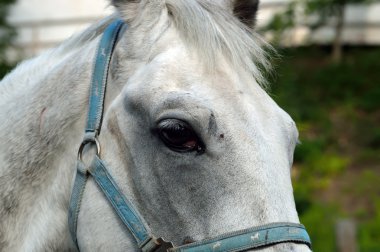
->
68, 19, 312, 252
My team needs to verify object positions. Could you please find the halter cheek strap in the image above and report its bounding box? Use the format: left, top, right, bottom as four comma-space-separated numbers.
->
68, 19, 127, 248
68, 19, 312, 252
68, 19, 165, 251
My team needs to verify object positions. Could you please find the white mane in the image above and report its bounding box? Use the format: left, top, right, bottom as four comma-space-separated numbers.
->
165, 0, 272, 87
0, 15, 117, 101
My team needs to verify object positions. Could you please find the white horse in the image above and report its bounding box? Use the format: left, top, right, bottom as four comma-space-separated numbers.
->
0, 0, 311, 251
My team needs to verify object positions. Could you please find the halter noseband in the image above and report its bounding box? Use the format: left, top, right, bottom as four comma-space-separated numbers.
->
68, 19, 312, 252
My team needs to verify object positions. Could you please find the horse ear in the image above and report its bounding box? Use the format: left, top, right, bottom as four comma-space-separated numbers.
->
231, 0, 259, 28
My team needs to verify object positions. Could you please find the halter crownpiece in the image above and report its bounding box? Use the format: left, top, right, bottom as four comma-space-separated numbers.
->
68, 19, 312, 252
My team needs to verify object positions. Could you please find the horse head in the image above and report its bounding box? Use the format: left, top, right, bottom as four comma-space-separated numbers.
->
76, 1, 310, 251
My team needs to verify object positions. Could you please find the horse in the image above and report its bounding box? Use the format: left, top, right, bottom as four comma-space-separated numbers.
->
0, 0, 312, 251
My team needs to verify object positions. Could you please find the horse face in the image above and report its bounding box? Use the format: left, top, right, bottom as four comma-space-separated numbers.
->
77, 1, 310, 251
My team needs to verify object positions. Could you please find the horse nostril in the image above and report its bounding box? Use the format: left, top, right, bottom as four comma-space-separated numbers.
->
182, 236, 195, 245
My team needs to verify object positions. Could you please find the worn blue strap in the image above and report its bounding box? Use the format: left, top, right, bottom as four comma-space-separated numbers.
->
89, 156, 153, 248
171, 223, 311, 252
68, 19, 126, 249
68, 161, 89, 249
85, 19, 125, 136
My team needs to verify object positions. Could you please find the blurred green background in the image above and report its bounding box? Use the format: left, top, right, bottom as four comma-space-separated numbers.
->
268, 46, 380, 251
262, 0, 380, 250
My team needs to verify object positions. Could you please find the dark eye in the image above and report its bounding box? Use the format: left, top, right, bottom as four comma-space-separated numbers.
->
156, 119, 205, 153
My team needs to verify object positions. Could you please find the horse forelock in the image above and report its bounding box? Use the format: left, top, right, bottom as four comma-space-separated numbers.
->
113, 0, 273, 88
164, 0, 273, 88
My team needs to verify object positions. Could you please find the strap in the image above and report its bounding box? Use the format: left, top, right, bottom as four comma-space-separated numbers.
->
68, 161, 89, 249
68, 19, 125, 249
89, 156, 153, 248
170, 223, 311, 252
85, 19, 125, 137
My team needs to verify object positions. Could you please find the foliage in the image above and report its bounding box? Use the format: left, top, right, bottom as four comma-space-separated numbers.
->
305, 0, 367, 16
300, 204, 338, 251
262, 0, 378, 62
264, 0, 375, 36
269, 46, 380, 251
0, 0, 17, 79
359, 200, 380, 252
263, 2, 297, 44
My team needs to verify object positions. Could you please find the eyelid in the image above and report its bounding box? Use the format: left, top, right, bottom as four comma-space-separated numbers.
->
158, 118, 189, 130
155, 112, 203, 136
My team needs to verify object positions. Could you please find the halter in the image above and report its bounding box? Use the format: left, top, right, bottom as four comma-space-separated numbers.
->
68, 19, 312, 252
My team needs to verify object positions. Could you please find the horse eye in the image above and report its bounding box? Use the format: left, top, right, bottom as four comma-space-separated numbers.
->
156, 119, 205, 153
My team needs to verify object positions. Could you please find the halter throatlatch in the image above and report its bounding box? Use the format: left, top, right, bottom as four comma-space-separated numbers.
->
68, 19, 312, 252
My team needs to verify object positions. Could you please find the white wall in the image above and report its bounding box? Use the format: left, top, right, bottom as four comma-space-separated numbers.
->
258, 1, 380, 46
7, 0, 380, 59
8, 0, 113, 58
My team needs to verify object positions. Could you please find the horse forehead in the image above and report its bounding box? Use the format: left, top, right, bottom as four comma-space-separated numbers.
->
126, 46, 296, 132
141, 46, 236, 90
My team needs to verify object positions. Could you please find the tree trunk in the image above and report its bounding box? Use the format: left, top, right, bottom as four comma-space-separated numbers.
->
332, 5, 345, 63
336, 219, 358, 252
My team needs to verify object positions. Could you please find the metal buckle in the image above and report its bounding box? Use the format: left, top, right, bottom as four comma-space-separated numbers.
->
154, 238, 174, 252
77, 137, 101, 161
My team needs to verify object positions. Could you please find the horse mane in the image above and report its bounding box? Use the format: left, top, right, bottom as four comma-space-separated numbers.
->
54, 15, 118, 57
165, 0, 272, 87
0, 15, 118, 102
